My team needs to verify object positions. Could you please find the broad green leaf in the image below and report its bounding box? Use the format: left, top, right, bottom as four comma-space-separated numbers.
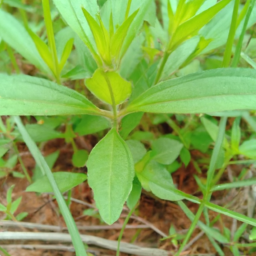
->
14, 117, 87, 256
74, 115, 111, 136
0, 9, 49, 73
87, 128, 134, 224
26, 172, 87, 193
151, 138, 183, 165
120, 112, 144, 139
239, 139, 256, 159
126, 68, 256, 115
27, 29, 54, 74
17, 124, 64, 142
59, 38, 74, 72
136, 160, 183, 201
168, 0, 232, 50
161, 36, 199, 81
85, 69, 132, 105
126, 140, 147, 164
111, 9, 139, 59
52, 0, 100, 64
72, 150, 88, 168
0, 74, 100, 116
127, 177, 142, 210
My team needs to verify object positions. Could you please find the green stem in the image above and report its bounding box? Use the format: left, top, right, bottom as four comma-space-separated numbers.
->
116, 205, 137, 256
42, 0, 60, 84
174, 203, 205, 256
222, 0, 240, 67
103, 72, 118, 129
13, 144, 31, 183
154, 52, 169, 84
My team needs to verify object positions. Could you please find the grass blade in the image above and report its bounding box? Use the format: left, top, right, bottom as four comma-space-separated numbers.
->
14, 116, 87, 256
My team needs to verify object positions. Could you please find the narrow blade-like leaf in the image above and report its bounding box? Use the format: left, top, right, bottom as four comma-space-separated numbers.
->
59, 38, 74, 72
87, 128, 134, 224
0, 74, 100, 116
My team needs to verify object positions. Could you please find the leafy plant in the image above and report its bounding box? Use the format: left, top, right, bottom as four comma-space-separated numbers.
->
1, 0, 256, 255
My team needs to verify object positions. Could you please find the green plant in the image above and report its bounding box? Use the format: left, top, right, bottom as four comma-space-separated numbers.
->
1, 0, 256, 255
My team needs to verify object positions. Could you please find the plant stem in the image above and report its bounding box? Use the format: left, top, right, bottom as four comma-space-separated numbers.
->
154, 52, 169, 84
13, 143, 31, 182
42, 0, 60, 84
116, 205, 136, 256
222, 0, 240, 67
103, 72, 118, 129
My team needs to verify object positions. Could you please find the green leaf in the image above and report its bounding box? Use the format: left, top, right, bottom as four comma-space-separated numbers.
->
26, 172, 87, 193
87, 128, 134, 224
16, 212, 28, 221
201, 117, 229, 149
0, 203, 6, 212
82, 8, 110, 65
168, 0, 232, 50
161, 36, 200, 81
0, 9, 49, 73
52, 0, 100, 63
111, 9, 139, 59
151, 138, 183, 165
0, 74, 100, 116
85, 69, 132, 105
59, 38, 74, 72
126, 68, 256, 115
6, 185, 14, 204
18, 124, 64, 142
33, 151, 60, 182
10, 197, 22, 214
120, 112, 144, 139
136, 160, 184, 201
27, 28, 55, 74
239, 139, 256, 159
127, 177, 141, 210
126, 140, 147, 164
121, 0, 152, 58
180, 147, 191, 167
72, 150, 88, 168
241, 52, 256, 69
74, 115, 111, 136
